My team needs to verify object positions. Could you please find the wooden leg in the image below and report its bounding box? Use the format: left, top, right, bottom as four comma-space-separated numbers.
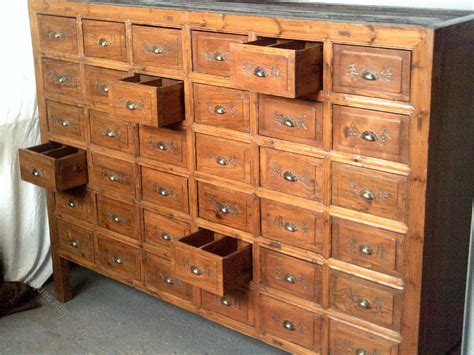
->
52, 254, 72, 302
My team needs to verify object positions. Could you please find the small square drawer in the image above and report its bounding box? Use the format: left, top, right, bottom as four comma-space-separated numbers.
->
89, 110, 134, 154
19, 142, 88, 192
193, 83, 250, 133
97, 235, 141, 281
132, 25, 183, 70
201, 288, 255, 326
38, 15, 78, 54
109, 74, 184, 127
97, 195, 139, 241
42, 58, 80, 97
55, 187, 94, 223
90, 153, 136, 198
192, 31, 248, 76
139, 125, 187, 168
46, 101, 85, 142
230, 39, 323, 98
58, 220, 94, 263
333, 44, 411, 101
172, 229, 252, 296
83, 20, 126, 61
84, 65, 127, 104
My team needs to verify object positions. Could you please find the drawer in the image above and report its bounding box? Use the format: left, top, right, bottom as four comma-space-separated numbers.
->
38, 15, 78, 54
19, 142, 88, 192
260, 248, 323, 303
57, 220, 94, 263
83, 20, 126, 61
90, 153, 136, 198
258, 95, 323, 147
46, 101, 85, 141
84, 65, 127, 104
132, 25, 183, 70
333, 44, 411, 101
332, 218, 404, 276
55, 187, 94, 222
89, 110, 134, 153
192, 31, 248, 76
141, 167, 189, 213
195, 133, 251, 184
172, 229, 252, 296
333, 106, 409, 163
42, 58, 80, 97
97, 235, 141, 281
260, 294, 323, 351
260, 198, 324, 253
201, 288, 254, 326
198, 182, 256, 233
109, 74, 184, 127
329, 270, 402, 330
331, 163, 408, 222
143, 209, 191, 250
329, 320, 399, 355
97, 195, 139, 240
139, 126, 187, 168
193, 83, 250, 133
260, 147, 324, 201
230, 39, 323, 98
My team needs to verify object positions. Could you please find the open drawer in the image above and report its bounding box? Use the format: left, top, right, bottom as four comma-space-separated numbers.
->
229, 39, 323, 98
109, 73, 184, 127
172, 229, 252, 296
19, 142, 88, 191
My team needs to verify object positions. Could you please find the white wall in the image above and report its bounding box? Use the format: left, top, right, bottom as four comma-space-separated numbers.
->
280, 0, 474, 10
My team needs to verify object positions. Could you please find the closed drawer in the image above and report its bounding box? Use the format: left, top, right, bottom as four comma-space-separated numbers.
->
260, 147, 324, 201
172, 229, 252, 296
331, 163, 408, 222
132, 25, 183, 70
192, 31, 248, 76
89, 110, 134, 153
143, 209, 191, 251
90, 153, 136, 198
42, 58, 80, 97
230, 39, 323, 98
38, 15, 78, 54
58, 220, 94, 263
202, 288, 254, 326
195, 133, 251, 184
193, 83, 250, 133
97, 235, 141, 281
141, 167, 189, 213
258, 95, 323, 147
329, 270, 402, 331
84, 65, 127, 104
19, 142, 88, 192
333, 44, 411, 101
261, 198, 323, 253
333, 106, 409, 163
139, 126, 187, 168
55, 187, 94, 223
46, 101, 85, 141
97, 195, 139, 240
83, 20, 126, 61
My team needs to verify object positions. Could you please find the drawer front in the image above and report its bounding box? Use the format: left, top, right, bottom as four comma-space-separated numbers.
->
331, 163, 408, 222
143, 210, 191, 250
195, 133, 251, 184
261, 198, 323, 253
46, 101, 85, 141
132, 25, 183, 69
38, 15, 78, 54
97, 196, 138, 240
260, 147, 324, 201
110, 82, 155, 124
42, 58, 80, 97
258, 95, 323, 147
202, 289, 254, 326
97, 235, 141, 281
83, 20, 126, 61
89, 110, 134, 153
91, 153, 136, 197
192, 31, 248, 76
55, 188, 94, 222
333, 45, 411, 101
139, 126, 187, 168
57, 220, 94, 263
84, 66, 126, 104
193, 83, 250, 133
141, 167, 189, 213
333, 106, 409, 163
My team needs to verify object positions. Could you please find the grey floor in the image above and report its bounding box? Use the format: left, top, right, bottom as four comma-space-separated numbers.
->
0, 266, 287, 354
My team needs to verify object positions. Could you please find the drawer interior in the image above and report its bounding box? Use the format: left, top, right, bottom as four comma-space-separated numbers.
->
120, 73, 182, 89
25, 142, 80, 159
241, 38, 321, 51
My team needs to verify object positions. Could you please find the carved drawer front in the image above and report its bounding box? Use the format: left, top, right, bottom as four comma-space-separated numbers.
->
84, 65, 127, 104
42, 58, 80, 97
260, 147, 324, 201
197, 182, 256, 233
172, 229, 252, 296
90, 153, 136, 198
193, 83, 250, 133
38, 15, 78, 54
97, 195, 139, 240
260, 248, 323, 304
230, 39, 323, 98
329, 270, 402, 331
58, 220, 94, 263
46, 101, 85, 142
139, 125, 187, 168
19, 142, 88, 192
55, 187, 94, 223
141, 167, 189, 214
333, 45, 411, 101
331, 163, 408, 222
332, 218, 404, 277
259, 294, 323, 351
333, 105, 409, 163
201, 288, 255, 326
82, 20, 126, 61
192, 31, 248, 76
97, 235, 141, 281
109, 74, 184, 127
132, 25, 183, 70
89, 110, 134, 153
195, 133, 251, 184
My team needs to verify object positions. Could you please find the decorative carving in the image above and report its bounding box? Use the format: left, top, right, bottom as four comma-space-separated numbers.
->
344, 123, 392, 146
346, 64, 393, 82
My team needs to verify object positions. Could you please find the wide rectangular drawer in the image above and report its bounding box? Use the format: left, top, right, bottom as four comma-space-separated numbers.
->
139, 126, 187, 168
46, 101, 85, 141
38, 15, 78, 54
58, 220, 94, 263
97, 235, 141, 281
42, 58, 81, 97
97, 195, 139, 241
55, 187, 94, 223
90, 153, 136, 198
82, 20, 126, 61
84, 65, 127, 104
201, 288, 255, 326
89, 110, 134, 153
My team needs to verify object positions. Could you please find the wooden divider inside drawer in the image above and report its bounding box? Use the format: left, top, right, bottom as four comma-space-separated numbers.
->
19, 142, 88, 191
172, 229, 252, 296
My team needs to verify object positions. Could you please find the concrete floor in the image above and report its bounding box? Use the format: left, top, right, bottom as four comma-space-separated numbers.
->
0, 266, 287, 354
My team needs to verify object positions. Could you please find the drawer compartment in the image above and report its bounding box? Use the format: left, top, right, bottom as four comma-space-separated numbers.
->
42, 58, 80, 97
139, 126, 187, 168
55, 187, 94, 223
19, 142, 88, 191
172, 229, 252, 296
58, 220, 94, 263
202, 288, 254, 326
89, 110, 134, 153
97, 195, 139, 240
143, 210, 191, 251
84, 66, 127, 104
46, 101, 85, 141
90, 153, 136, 198
109, 74, 184, 127
83, 20, 126, 61
38, 15, 78, 54
230, 39, 323, 98
97, 235, 141, 281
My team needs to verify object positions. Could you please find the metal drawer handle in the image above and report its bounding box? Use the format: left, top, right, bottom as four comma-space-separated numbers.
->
151, 46, 164, 55
357, 298, 371, 309
360, 131, 378, 142
283, 171, 297, 182
31, 169, 42, 177
216, 156, 228, 166
68, 199, 78, 208
161, 233, 171, 241
98, 38, 109, 47
57, 76, 67, 84
282, 320, 296, 331
112, 215, 122, 223
47, 31, 65, 40
100, 84, 109, 93
114, 256, 124, 265
157, 141, 167, 151
361, 70, 377, 81
108, 174, 119, 182
164, 276, 175, 285
70, 240, 79, 248
126, 101, 137, 110
253, 67, 267, 78
359, 244, 374, 256
213, 105, 226, 115
158, 187, 169, 197
190, 265, 202, 276
355, 349, 368, 355
220, 297, 231, 306
359, 188, 376, 201
104, 129, 118, 138
214, 53, 226, 61
284, 222, 297, 233
284, 273, 297, 284
219, 204, 231, 215
283, 117, 296, 128
58, 118, 70, 127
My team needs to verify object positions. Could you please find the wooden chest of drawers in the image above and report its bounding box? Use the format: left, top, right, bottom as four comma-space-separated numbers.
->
21, 1, 474, 353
